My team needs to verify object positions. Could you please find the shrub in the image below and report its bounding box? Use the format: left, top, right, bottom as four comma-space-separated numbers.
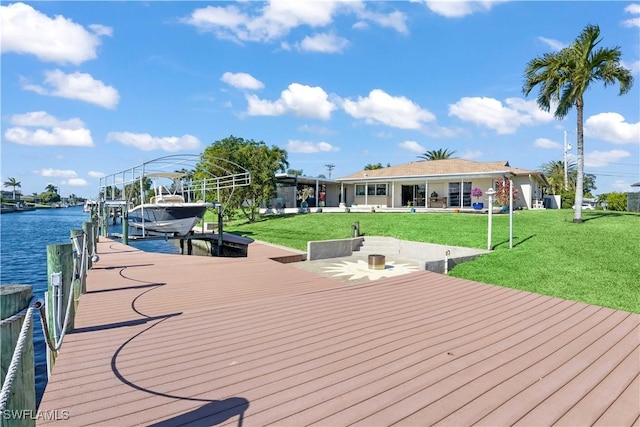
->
604, 192, 627, 211
495, 178, 519, 206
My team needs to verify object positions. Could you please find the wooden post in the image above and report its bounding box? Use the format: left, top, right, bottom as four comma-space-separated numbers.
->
217, 209, 224, 256
47, 243, 75, 336
82, 222, 94, 270
121, 204, 129, 245
91, 209, 100, 242
0, 285, 35, 427
101, 202, 108, 237
69, 229, 85, 308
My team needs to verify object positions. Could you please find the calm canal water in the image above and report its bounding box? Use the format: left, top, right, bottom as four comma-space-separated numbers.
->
0, 206, 183, 406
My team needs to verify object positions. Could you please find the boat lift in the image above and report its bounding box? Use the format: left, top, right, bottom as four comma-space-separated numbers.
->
96, 154, 251, 256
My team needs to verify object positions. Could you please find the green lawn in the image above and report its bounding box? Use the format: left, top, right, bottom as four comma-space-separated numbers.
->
209, 209, 640, 313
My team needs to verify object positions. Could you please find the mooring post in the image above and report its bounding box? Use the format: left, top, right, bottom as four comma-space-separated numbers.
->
0, 285, 36, 427
102, 202, 109, 237
217, 208, 224, 256
121, 204, 128, 245
69, 229, 85, 309
83, 221, 94, 270
47, 243, 75, 336
91, 210, 100, 243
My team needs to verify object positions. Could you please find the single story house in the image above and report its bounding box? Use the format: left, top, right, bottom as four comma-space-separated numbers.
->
335, 159, 549, 210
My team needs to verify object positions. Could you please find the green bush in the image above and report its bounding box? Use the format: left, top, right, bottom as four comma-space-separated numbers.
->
605, 192, 627, 211
560, 190, 575, 209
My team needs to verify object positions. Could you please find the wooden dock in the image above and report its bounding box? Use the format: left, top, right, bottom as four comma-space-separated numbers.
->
37, 238, 639, 426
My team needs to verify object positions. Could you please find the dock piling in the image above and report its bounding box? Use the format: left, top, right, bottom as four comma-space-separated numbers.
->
0, 285, 36, 427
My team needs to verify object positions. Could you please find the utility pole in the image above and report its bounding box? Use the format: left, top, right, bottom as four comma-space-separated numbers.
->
325, 164, 335, 179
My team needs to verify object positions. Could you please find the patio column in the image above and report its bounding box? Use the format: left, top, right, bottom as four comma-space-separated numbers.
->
460, 177, 463, 209
315, 179, 319, 208
391, 181, 395, 208
425, 179, 429, 208
365, 181, 368, 206
340, 182, 344, 204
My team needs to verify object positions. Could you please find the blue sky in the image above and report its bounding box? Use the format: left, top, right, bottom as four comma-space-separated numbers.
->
1, 0, 639, 199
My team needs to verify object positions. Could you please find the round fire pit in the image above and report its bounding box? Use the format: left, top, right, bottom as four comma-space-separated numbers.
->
368, 254, 386, 270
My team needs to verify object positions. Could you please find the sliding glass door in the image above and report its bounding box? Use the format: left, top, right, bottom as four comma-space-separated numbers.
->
448, 182, 472, 207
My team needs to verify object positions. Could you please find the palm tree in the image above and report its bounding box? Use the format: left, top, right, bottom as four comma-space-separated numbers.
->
3, 178, 21, 200
541, 160, 576, 195
45, 184, 58, 194
523, 24, 633, 223
3, 177, 21, 200
364, 163, 383, 170
417, 148, 456, 161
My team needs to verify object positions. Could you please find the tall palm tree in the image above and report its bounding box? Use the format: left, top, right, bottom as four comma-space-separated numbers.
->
45, 184, 58, 194
3, 177, 21, 200
417, 148, 456, 161
523, 24, 633, 223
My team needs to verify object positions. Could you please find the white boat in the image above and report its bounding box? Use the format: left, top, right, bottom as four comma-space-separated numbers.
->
128, 174, 213, 236
83, 200, 98, 213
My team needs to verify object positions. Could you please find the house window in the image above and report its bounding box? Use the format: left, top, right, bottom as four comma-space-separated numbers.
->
355, 185, 365, 196
367, 184, 387, 196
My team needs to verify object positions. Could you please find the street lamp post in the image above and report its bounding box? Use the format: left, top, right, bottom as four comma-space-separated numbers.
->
486, 188, 496, 251
564, 131, 573, 191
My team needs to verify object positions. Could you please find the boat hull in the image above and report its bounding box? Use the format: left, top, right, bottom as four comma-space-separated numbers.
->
128, 203, 211, 236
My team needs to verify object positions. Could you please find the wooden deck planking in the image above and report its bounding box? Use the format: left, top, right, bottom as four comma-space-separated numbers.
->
37, 237, 640, 426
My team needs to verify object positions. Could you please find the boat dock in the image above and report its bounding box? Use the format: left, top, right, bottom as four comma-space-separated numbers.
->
37, 237, 639, 426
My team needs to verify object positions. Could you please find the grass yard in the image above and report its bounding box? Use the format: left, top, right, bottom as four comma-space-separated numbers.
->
210, 209, 639, 313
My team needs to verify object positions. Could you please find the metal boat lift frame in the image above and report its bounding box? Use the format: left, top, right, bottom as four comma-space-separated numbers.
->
97, 154, 251, 252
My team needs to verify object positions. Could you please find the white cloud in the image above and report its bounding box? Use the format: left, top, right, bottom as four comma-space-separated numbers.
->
421, 0, 505, 18
612, 179, 631, 190
297, 32, 349, 53
22, 70, 120, 109
65, 178, 89, 187
246, 83, 336, 119
297, 124, 334, 135
449, 96, 553, 134
350, 5, 408, 33
9, 111, 84, 129
398, 140, 425, 153
88, 24, 113, 37
0, 2, 110, 64
286, 140, 339, 153
583, 149, 631, 167
36, 169, 78, 178
534, 138, 562, 149
584, 112, 640, 144
623, 4, 640, 27
538, 36, 566, 51
625, 60, 640, 74
221, 72, 264, 90
4, 111, 93, 147
106, 132, 201, 152
460, 149, 483, 160
342, 89, 435, 129
182, 1, 407, 44
88, 171, 106, 178
5, 127, 93, 147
